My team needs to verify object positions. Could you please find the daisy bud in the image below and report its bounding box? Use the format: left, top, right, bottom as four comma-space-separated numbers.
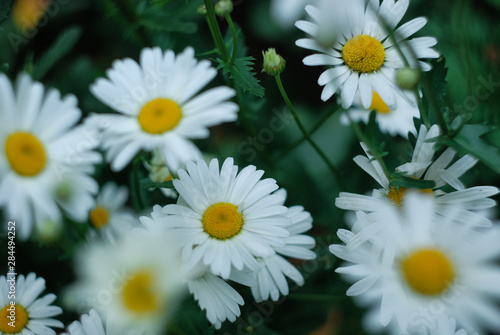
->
54, 180, 74, 201
36, 219, 63, 243
215, 0, 233, 16
197, 4, 207, 16
395, 67, 421, 90
262, 48, 286, 76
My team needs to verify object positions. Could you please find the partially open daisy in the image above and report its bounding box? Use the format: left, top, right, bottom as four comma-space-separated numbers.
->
0, 273, 63, 335
296, 0, 439, 108
336, 125, 499, 229
251, 189, 316, 302
340, 91, 419, 138
88, 182, 137, 243
330, 193, 500, 334
66, 232, 184, 334
89, 47, 239, 172
162, 158, 291, 279
0, 74, 101, 239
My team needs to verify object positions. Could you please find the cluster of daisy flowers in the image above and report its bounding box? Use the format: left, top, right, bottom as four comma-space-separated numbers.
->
0, 44, 316, 334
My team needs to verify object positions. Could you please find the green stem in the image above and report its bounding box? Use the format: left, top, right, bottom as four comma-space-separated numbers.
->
274, 105, 340, 160
414, 88, 430, 129
225, 14, 238, 65
274, 74, 344, 189
113, 0, 151, 46
203, 0, 230, 62
346, 113, 391, 181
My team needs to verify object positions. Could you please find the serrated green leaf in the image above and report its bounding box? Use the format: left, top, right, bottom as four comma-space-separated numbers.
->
445, 124, 500, 174
390, 174, 436, 190
220, 57, 265, 98
32, 26, 82, 80
140, 178, 174, 190
0, 0, 13, 25
425, 57, 448, 107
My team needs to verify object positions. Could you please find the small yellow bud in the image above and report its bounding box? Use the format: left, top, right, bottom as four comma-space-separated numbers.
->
395, 67, 421, 90
262, 48, 286, 76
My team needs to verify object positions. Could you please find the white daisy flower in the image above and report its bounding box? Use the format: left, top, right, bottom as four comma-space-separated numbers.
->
341, 90, 419, 138
162, 158, 292, 279
330, 193, 500, 334
138, 205, 256, 329
336, 125, 499, 228
89, 47, 239, 172
296, 0, 439, 108
88, 182, 137, 243
62, 309, 152, 335
408, 316, 470, 335
66, 232, 185, 334
0, 73, 101, 239
270, 0, 315, 28
0, 273, 63, 334
251, 190, 316, 302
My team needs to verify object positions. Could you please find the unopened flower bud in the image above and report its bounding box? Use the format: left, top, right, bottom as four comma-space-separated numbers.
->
262, 48, 286, 76
395, 67, 421, 90
197, 4, 207, 16
215, 0, 233, 16
36, 219, 63, 243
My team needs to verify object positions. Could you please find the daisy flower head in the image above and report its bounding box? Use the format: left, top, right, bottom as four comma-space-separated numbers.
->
0, 273, 63, 334
336, 125, 499, 228
62, 309, 153, 335
0, 73, 101, 239
67, 231, 185, 334
295, 0, 439, 108
89, 46, 239, 173
340, 91, 419, 138
252, 189, 316, 302
162, 157, 293, 279
88, 182, 137, 243
330, 193, 500, 334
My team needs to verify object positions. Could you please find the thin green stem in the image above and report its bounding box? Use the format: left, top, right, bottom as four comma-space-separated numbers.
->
274, 74, 344, 189
346, 113, 391, 181
225, 14, 238, 65
203, 0, 230, 62
414, 88, 430, 129
274, 104, 340, 160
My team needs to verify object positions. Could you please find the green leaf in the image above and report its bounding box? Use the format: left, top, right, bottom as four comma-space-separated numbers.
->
390, 174, 436, 190
32, 26, 82, 80
444, 124, 500, 174
140, 178, 174, 190
425, 57, 448, 107
220, 57, 265, 98
169, 298, 215, 335
0, 0, 13, 25
0, 63, 8, 73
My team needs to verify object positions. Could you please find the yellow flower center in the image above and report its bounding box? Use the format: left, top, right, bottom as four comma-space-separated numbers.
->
138, 98, 182, 134
5, 132, 47, 177
387, 186, 434, 207
370, 91, 390, 114
89, 207, 110, 229
401, 248, 455, 296
202, 202, 244, 240
0, 304, 29, 333
122, 271, 159, 315
342, 35, 385, 73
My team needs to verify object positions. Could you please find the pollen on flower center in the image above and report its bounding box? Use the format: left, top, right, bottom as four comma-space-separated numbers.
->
202, 202, 244, 240
388, 186, 434, 207
89, 207, 109, 229
138, 98, 183, 134
401, 248, 455, 296
122, 271, 159, 315
5, 132, 47, 177
370, 91, 390, 114
0, 304, 29, 333
342, 35, 385, 73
